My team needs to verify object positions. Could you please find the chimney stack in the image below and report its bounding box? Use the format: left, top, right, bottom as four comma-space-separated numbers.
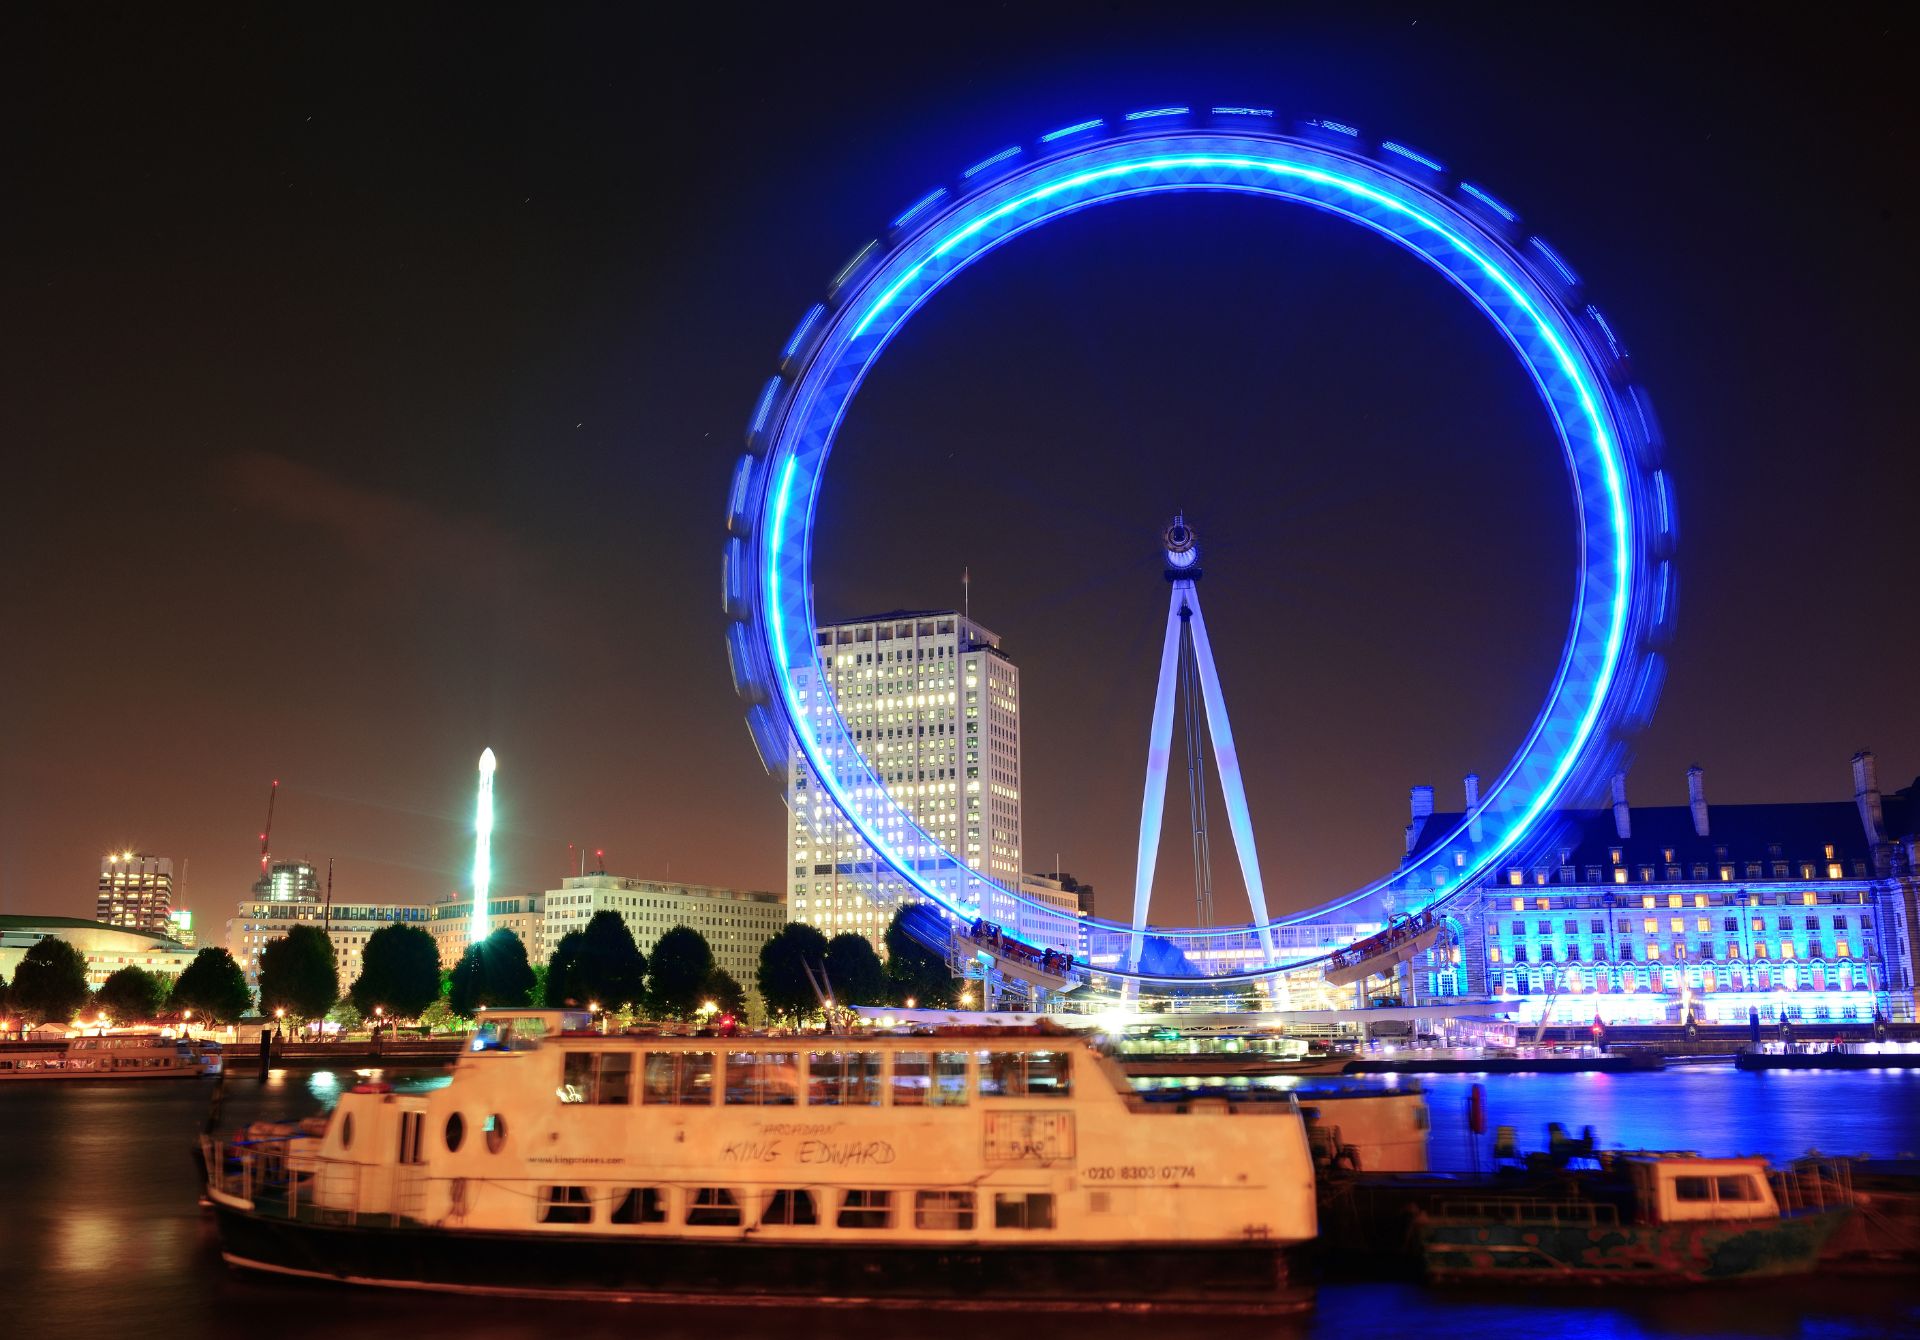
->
1405, 785, 1435, 855
1686, 764, 1709, 838
1853, 750, 1885, 844
1464, 773, 1483, 842
1611, 772, 1631, 840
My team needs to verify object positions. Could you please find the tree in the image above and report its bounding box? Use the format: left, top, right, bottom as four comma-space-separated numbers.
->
170, 947, 252, 1024
448, 928, 536, 1017
348, 923, 442, 1020
545, 912, 647, 1012
94, 965, 167, 1025
884, 906, 958, 1007
647, 925, 715, 1019
756, 922, 830, 1019
257, 924, 338, 1023
825, 933, 886, 1007
9, 936, 91, 1024
703, 966, 747, 1018
543, 932, 586, 1006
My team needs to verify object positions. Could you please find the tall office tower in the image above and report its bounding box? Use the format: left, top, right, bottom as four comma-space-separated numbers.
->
96, 852, 175, 935
787, 610, 1022, 954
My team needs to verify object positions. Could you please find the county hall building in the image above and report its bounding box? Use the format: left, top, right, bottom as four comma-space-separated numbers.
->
1396, 752, 1919, 1025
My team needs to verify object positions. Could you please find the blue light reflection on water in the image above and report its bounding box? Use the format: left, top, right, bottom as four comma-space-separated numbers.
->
1407, 1067, 1920, 1168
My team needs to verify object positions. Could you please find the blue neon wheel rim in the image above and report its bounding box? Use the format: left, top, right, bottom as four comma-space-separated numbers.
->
722, 112, 1672, 985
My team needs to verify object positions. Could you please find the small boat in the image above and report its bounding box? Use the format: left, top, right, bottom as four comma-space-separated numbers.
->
1415, 1154, 1852, 1284
201, 1010, 1317, 1311
0, 1032, 211, 1081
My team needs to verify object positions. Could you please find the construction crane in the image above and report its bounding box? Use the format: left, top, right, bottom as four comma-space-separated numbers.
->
258, 779, 279, 877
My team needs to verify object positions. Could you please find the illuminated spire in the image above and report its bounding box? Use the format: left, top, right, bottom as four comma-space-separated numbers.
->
472, 747, 496, 943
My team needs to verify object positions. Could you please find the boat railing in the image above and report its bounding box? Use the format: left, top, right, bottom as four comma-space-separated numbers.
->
1774, 1157, 1854, 1215
1434, 1198, 1621, 1227
205, 1134, 377, 1225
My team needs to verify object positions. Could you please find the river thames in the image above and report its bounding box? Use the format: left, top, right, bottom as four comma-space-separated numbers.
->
5, 1065, 1918, 1339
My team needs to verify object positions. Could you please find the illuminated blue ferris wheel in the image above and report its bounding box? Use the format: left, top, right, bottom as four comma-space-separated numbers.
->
721, 105, 1676, 989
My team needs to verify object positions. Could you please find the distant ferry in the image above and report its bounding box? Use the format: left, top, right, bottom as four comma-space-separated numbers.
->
202, 1010, 1317, 1311
0, 1032, 211, 1080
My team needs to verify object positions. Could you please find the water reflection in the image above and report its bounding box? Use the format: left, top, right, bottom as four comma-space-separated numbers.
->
3, 1067, 1915, 1338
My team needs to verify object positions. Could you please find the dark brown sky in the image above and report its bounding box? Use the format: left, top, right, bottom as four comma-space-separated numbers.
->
4, 5, 1915, 930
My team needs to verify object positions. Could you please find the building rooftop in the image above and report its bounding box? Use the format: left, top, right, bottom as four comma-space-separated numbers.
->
0, 914, 187, 948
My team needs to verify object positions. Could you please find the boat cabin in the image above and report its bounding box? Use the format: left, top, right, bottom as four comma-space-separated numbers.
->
1623, 1156, 1780, 1223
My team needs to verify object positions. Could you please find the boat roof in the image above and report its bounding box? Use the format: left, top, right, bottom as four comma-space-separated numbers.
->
1618, 1153, 1770, 1169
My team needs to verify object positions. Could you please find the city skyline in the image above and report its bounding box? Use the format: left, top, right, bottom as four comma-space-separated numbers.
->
6, 8, 1916, 930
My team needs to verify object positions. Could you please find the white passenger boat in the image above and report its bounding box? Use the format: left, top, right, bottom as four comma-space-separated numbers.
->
202, 1010, 1317, 1310
0, 1032, 210, 1080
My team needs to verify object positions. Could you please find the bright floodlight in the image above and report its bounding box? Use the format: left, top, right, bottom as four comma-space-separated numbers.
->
472, 747, 496, 944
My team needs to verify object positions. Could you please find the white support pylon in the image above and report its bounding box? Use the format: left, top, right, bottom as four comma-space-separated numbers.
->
1128, 519, 1277, 972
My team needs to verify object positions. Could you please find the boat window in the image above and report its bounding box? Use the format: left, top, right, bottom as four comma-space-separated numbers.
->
643, 1052, 677, 1103
538, 1185, 593, 1225
641, 1052, 714, 1105
993, 1192, 1055, 1230
837, 1189, 893, 1229
560, 1051, 632, 1105
891, 1052, 931, 1106
914, 1190, 975, 1230
977, 1051, 1072, 1098
485, 1113, 507, 1153
444, 1112, 465, 1152
762, 1189, 819, 1226
600, 1051, 632, 1104
1673, 1176, 1712, 1202
686, 1187, 742, 1227
611, 1187, 668, 1224
890, 1052, 969, 1106
340, 1113, 355, 1150
1716, 1175, 1760, 1201
724, 1051, 800, 1106
808, 1051, 882, 1106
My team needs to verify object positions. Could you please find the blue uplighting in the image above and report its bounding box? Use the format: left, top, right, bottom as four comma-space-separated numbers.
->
781, 304, 826, 362
749, 377, 782, 435
1530, 236, 1582, 287
830, 240, 878, 291
1587, 303, 1625, 359
891, 188, 949, 230
1382, 141, 1445, 172
1040, 118, 1104, 143
1459, 182, 1517, 221
962, 145, 1023, 178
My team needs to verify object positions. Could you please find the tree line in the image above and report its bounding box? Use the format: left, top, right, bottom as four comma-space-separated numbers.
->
1, 904, 964, 1029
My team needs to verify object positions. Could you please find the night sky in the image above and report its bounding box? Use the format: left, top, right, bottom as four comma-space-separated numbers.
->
5, 5, 1915, 930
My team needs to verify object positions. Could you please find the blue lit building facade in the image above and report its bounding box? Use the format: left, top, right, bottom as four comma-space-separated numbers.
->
1397, 753, 1920, 1024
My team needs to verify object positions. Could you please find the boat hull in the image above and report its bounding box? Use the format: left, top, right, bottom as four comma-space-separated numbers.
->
1417, 1209, 1849, 1284
0, 1066, 206, 1081
210, 1200, 1308, 1312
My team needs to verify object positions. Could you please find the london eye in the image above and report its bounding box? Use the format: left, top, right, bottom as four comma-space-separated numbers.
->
720, 105, 1676, 997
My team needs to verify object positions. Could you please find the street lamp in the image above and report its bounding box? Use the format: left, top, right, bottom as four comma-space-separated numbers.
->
905, 997, 917, 1010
